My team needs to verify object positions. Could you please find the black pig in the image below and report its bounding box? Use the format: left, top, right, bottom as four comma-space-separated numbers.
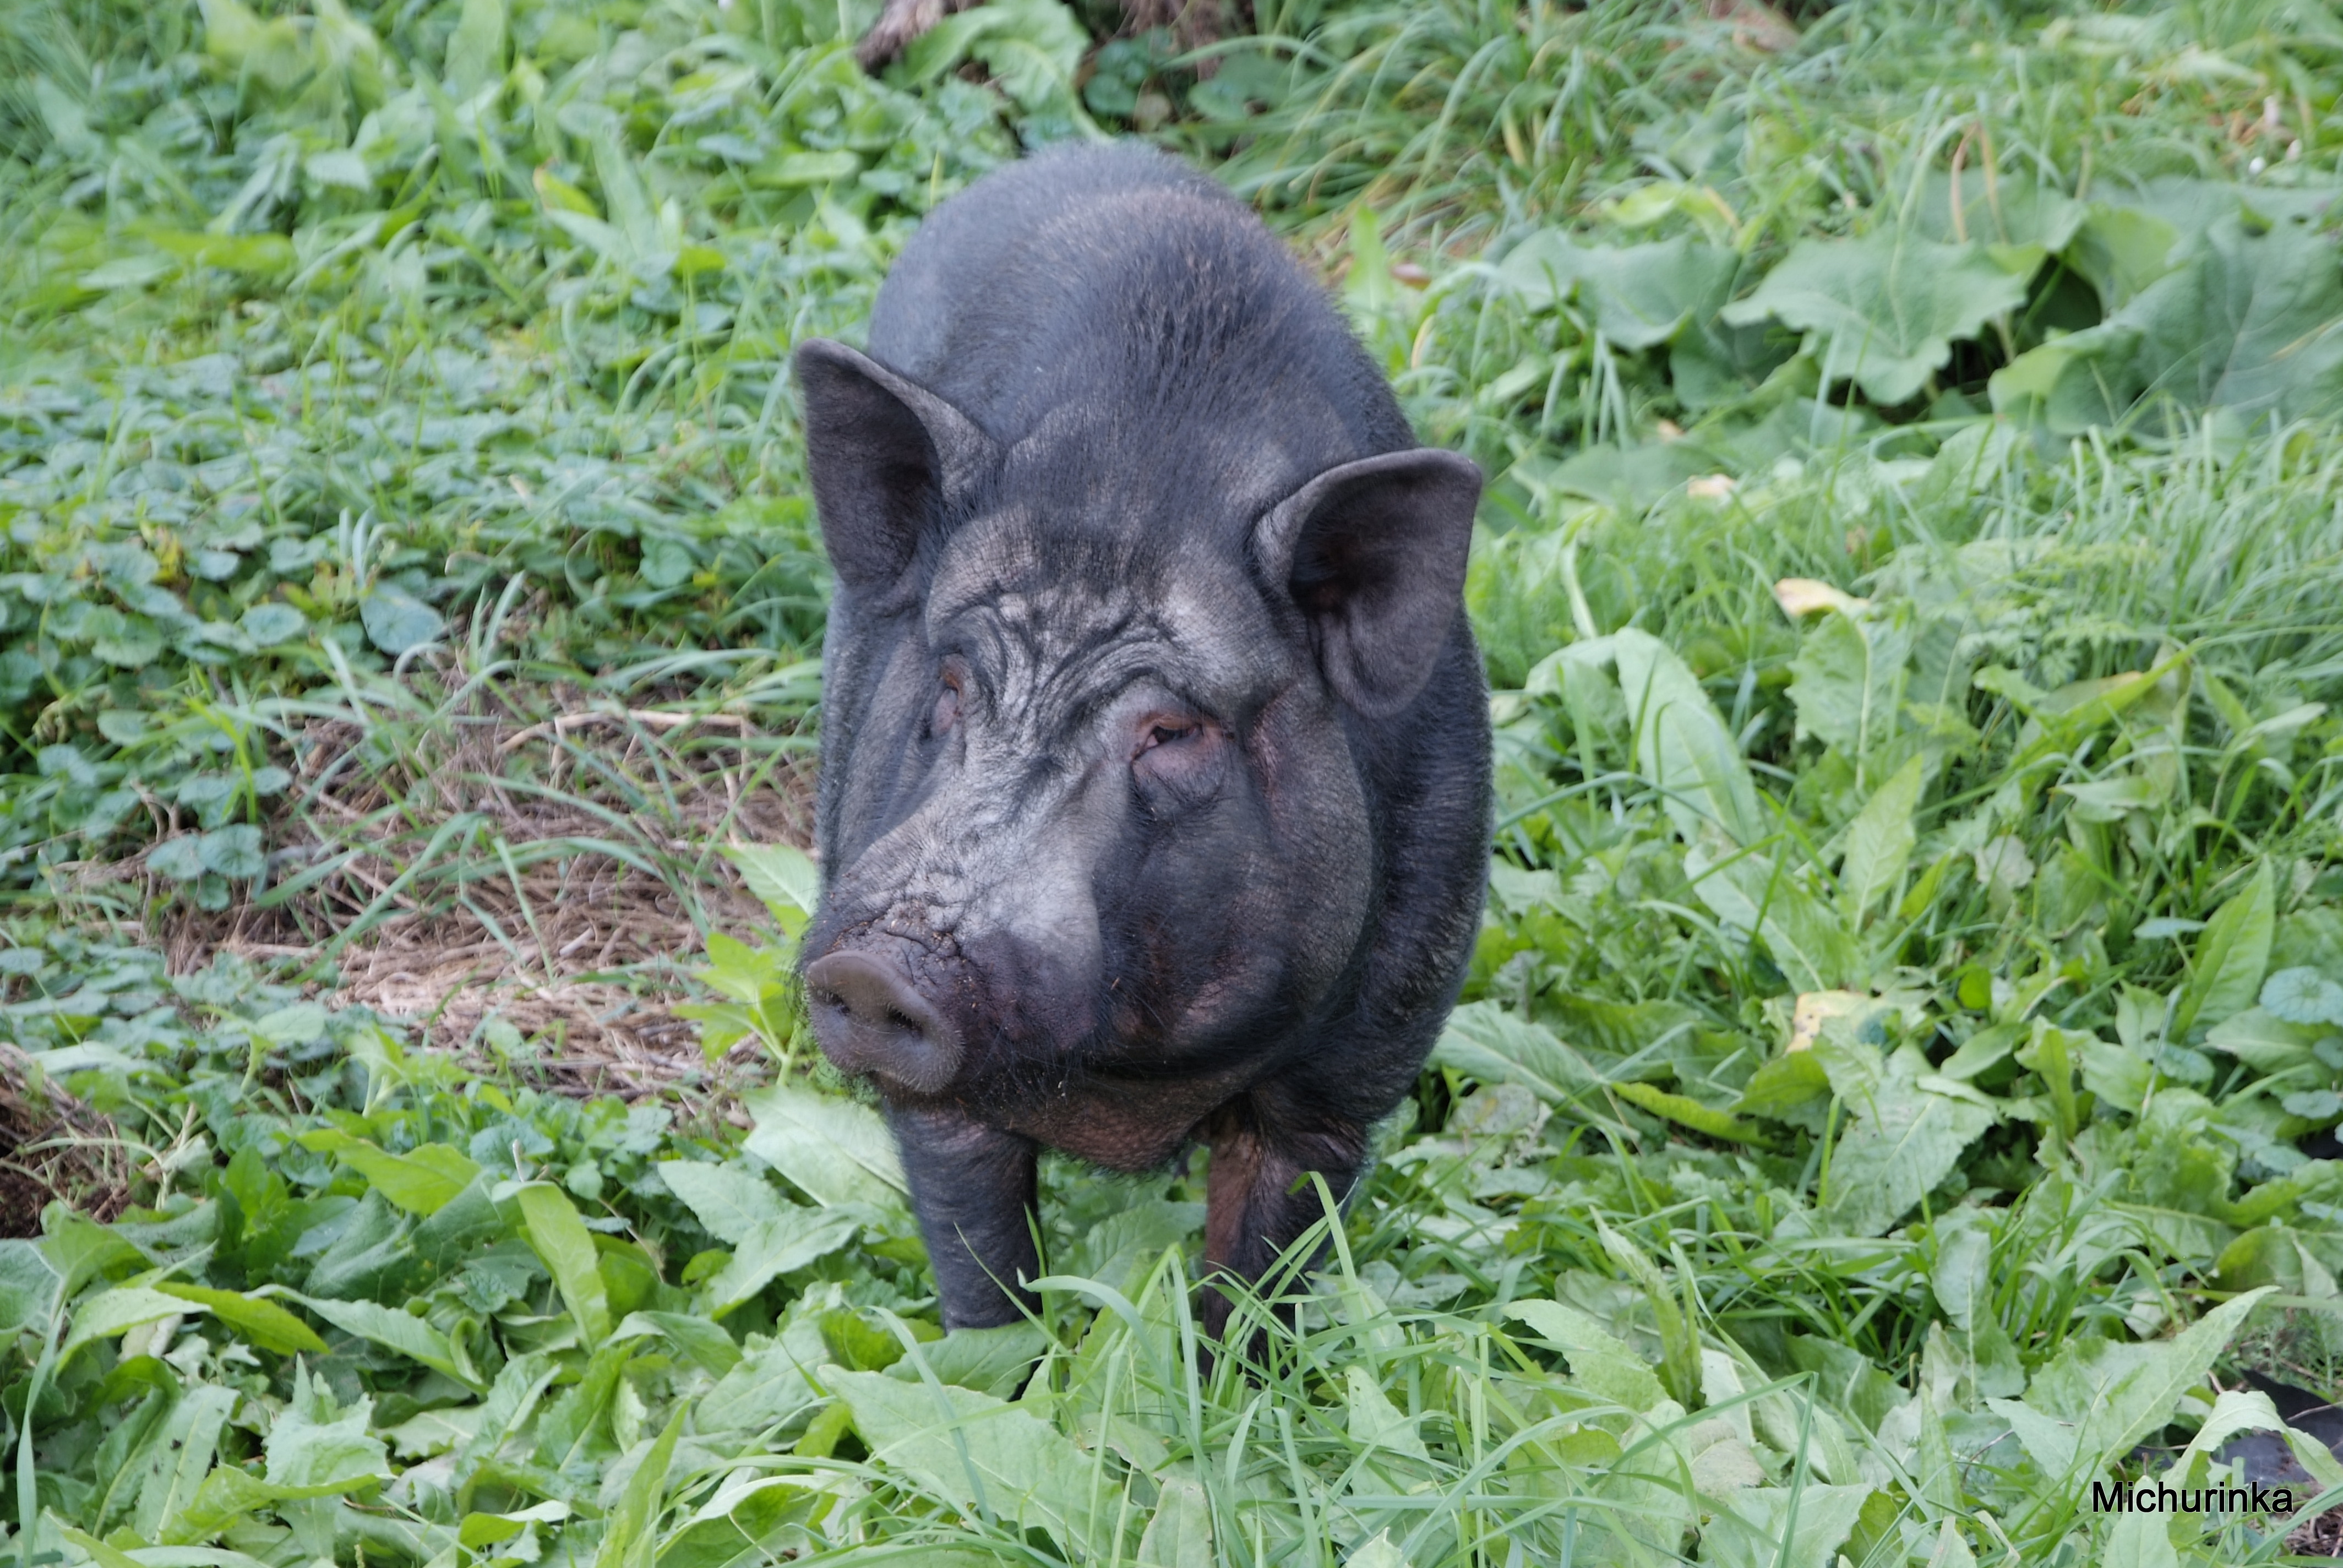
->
793, 144, 1489, 1342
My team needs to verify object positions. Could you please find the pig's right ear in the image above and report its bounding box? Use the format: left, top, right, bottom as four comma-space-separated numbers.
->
795, 340, 992, 598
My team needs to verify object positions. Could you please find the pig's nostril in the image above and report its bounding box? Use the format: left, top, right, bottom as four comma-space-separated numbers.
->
803, 950, 965, 1094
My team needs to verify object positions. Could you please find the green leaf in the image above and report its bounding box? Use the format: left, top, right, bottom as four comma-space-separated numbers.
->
444, 0, 505, 97
887, 1320, 1050, 1398
152, 1283, 326, 1355
1136, 1476, 1213, 1568
148, 836, 208, 882
296, 1131, 482, 1215
831, 1366, 1107, 1558
1996, 1287, 2273, 1481
129, 1386, 237, 1540
1608, 1081, 1768, 1144
1611, 629, 1765, 847
657, 1160, 786, 1245
1723, 231, 2028, 404
725, 842, 819, 918
612, 1310, 743, 1376
239, 602, 307, 645
742, 1083, 908, 1209
1840, 754, 1924, 923
1495, 232, 1737, 349
1506, 1299, 1668, 1413
1701, 1484, 1876, 1568
291, 1293, 479, 1387
1344, 1366, 1430, 1461
1685, 845, 1859, 994
265, 1366, 389, 1489
512, 1181, 612, 1342
359, 583, 444, 655
2263, 966, 2343, 1027
1993, 215, 2343, 431
198, 825, 265, 879
703, 1208, 862, 1315
905, 0, 1094, 124
594, 1404, 686, 1568
698, 1320, 828, 1434
2173, 863, 2275, 1038
62, 1287, 200, 1365
1787, 603, 1913, 763
0, 1240, 65, 1338
1815, 1045, 1996, 1236
1430, 1001, 1606, 1107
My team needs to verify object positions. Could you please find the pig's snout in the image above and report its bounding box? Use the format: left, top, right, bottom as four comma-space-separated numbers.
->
804, 950, 965, 1094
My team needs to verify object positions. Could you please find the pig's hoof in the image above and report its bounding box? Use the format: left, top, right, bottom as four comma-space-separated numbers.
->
806, 950, 965, 1092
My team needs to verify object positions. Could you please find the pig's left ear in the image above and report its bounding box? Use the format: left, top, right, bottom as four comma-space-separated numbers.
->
795, 339, 994, 601
1255, 448, 1483, 718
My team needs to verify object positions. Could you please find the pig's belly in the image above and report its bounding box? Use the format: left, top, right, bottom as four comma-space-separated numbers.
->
995, 1068, 1250, 1172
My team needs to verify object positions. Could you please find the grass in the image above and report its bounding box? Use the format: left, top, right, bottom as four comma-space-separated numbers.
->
4, 0, 2343, 1564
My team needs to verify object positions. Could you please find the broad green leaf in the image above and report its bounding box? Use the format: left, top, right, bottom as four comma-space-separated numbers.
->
265, 1368, 389, 1489
2263, 966, 2343, 1027
63, 1287, 201, 1364
292, 1293, 478, 1387
1722, 231, 2027, 404
1429, 1001, 1606, 1107
906, 0, 1094, 127
888, 1320, 1050, 1398
1136, 1477, 1212, 1568
1992, 215, 2343, 431
1685, 844, 1859, 994
0, 1241, 64, 1338
152, 1283, 326, 1355
1815, 1044, 1996, 1236
657, 1160, 787, 1245
1700, 1483, 1876, 1568
1495, 232, 1737, 349
239, 602, 306, 645
743, 1083, 908, 1209
1840, 754, 1924, 922
1613, 629, 1764, 846
511, 1182, 612, 1342
2173, 863, 2274, 1037
830, 1367, 1107, 1558
2072, 1287, 2270, 1478
657, 1476, 825, 1568
1507, 1299, 1668, 1413
297, 1131, 481, 1215
612, 1309, 742, 1375
444, 0, 505, 97
1344, 1366, 1430, 1461
705, 1208, 862, 1315
726, 843, 819, 918
1788, 603, 1914, 763
1908, 170, 2086, 271
125, 1386, 236, 1541
198, 825, 264, 879
698, 1317, 828, 1434
359, 583, 445, 655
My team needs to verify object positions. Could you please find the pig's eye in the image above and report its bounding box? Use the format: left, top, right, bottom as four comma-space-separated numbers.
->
1144, 722, 1199, 750
931, 676, 962, 735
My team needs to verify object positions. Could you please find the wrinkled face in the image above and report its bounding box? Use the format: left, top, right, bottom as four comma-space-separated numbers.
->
804, 513, 1374, 1102
790, 337, 1480, 1109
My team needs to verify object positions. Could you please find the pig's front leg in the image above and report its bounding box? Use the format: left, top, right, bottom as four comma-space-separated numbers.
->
1200, 1103, 1369, 1346
886, 1102, 1041, 1329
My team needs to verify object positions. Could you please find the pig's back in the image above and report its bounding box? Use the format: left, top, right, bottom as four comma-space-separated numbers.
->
864, 144, 1412, 520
